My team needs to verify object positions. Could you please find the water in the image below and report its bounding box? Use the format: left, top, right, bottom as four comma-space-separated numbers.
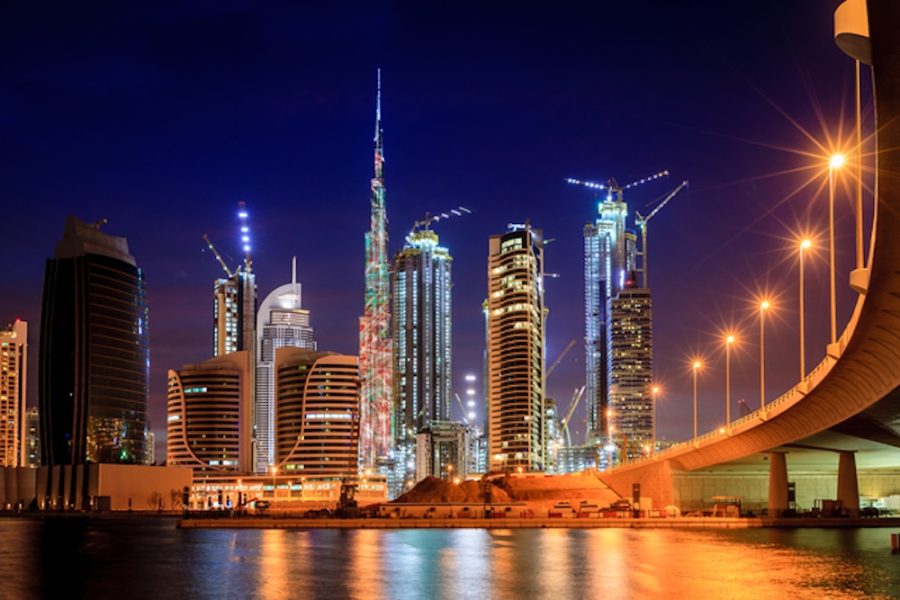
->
1, 518, 897, 599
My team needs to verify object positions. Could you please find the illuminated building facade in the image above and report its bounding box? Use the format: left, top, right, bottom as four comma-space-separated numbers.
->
40, 217, 149, 466
0, 320, 27, 467
359, 69, 393, 469
584, 192, 636, 446
275, 349, 359, 478
25, 407, 40, 468
166, 351, 253, 474
487, 224, 545, 471
607, 283, 653, 462
392, 228, 452, 481
415, 420, 469, 481
255, 258, 316, 472
213, 270, 256, 357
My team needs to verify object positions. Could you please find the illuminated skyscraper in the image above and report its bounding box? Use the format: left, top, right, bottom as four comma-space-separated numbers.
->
275, 349, 359, 478
607, 280, 653, 461
392, 228, 452, 458
584, 191, 636, 445
255, 258, 316, 472
0, 320, 27, 467
487, 224, 545, 472
166, 351, 253, 474
359, 69, 393, 469
40, 217, 149, 466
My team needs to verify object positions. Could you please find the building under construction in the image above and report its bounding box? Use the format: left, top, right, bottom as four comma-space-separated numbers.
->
358, 70, 394, 470
571, 172, 685, 465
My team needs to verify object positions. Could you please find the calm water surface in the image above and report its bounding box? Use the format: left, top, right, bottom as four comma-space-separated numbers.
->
0, 517, 897, 599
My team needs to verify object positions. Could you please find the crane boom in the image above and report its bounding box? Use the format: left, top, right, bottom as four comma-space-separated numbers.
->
635, 180, 688, 289
454, 393, 470, 426
202, 234, 235, 278
410, 205, 472, 236
565, 170, 669, 199
561, 386, 586, 448
546, 338, 576, 380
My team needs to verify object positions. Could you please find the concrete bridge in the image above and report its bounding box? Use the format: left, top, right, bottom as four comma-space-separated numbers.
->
602, 0, 900, 516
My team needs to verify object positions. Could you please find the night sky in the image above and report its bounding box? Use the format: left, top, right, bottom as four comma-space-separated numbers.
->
2, 1, 868, 457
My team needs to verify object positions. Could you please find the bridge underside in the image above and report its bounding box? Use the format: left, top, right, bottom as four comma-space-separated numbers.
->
601, 0, 900, 514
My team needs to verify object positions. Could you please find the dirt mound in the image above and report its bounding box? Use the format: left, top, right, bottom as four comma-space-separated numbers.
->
393, 471, 619, 506
393, 476, 512, 504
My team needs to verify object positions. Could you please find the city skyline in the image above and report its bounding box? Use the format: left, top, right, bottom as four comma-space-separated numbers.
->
1, 2, 866, 458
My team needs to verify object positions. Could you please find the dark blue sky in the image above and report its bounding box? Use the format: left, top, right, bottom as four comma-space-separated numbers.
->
1, 1, 867, 453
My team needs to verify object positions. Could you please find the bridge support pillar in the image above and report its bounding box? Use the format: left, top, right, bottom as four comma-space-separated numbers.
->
767, 452, 789, 517
837, 451, 859, 517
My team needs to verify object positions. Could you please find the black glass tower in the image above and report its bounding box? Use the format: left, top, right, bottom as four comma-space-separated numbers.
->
39, 217, 149, 466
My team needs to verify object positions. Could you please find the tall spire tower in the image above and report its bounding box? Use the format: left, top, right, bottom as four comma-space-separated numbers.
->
359, 69, 393, 469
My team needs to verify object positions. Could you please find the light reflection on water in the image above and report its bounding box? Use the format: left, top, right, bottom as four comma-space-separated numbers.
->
0, 518, 897, 599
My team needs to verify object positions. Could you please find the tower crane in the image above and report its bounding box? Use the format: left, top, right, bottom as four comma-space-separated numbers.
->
409, 205, 472, 237
202, 234, 236, 278
635, 180, 688, 289
565, 170, 669, 202
561, 386, 586, 448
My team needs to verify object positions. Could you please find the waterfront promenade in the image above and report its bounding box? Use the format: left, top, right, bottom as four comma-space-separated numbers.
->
178, 515, 900, 530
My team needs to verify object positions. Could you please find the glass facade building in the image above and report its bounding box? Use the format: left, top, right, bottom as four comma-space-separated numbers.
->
392, 228, 452, 483
39, 217, 149, 466
584, 192, 636, 447
255, 266, 316, 473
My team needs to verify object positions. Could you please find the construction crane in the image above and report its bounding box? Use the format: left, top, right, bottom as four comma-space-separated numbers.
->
454, 393, 470, 426
561, 386, 586, 448
202, 234, 235, 278
546, 338, 576, 381
635, 180, 688, 289
565, 170, 669, 201
409, 205, 471, 236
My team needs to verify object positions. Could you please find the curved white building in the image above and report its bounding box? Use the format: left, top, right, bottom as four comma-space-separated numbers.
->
255, 259, 316, 472
166, 351, 252, 473
275, 349, 358, 477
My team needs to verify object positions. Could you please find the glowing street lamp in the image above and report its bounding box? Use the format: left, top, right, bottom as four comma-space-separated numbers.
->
799, 238, 813, 379
759, 300, 770, 411
828, 154, 845, 343
692, 360, 702, 444
725, 334, 736, 428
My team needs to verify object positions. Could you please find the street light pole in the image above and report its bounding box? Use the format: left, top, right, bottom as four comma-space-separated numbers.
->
692, 361, 701, 444
828, 154, 844, 343
759, 300, 770, 411
725, 335, 735, 427
799, 239, 811, 380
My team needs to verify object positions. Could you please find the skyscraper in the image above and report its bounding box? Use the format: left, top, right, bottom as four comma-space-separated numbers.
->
255, 258, 316, 472
392, 228, 452, 458
166, 351, 253, 474
607, 280, 653, 461
487, 224, 545, 472
584, 189, 636, 445
275, 349, 359, 478
40, 216, 149, 466
359, 69, 393, 469
0, 320, 27, 467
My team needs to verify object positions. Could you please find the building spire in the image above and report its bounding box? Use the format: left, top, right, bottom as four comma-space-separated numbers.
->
374, 68, 384, 181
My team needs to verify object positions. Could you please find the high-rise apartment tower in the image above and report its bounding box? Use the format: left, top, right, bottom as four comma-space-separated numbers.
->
487, 224, 545, 471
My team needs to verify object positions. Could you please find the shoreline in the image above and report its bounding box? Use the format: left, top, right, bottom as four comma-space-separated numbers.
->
177, 516, 900, 530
